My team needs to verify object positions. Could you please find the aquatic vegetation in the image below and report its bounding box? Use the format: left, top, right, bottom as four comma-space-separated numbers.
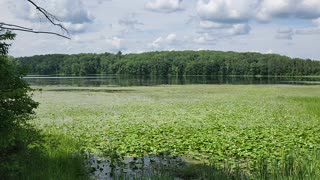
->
32, 85, 320, 174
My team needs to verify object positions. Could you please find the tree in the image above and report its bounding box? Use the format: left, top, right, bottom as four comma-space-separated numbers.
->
0, 30, 40, 177
1, 1, 69, 176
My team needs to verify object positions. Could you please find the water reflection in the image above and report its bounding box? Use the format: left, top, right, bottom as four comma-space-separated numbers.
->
23, 75, 320, 87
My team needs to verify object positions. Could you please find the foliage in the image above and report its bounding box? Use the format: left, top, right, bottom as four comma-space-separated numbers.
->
32, 85, 320, 176
0, 31, 16, 55
16, 51, 320, 76
19, 134, 87, 180
0, 30, 39, 177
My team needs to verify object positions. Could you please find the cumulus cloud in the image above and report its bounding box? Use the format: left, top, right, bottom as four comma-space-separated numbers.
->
28, 0, 93, 23
54, 1, 93, 24
196, 0, 320, 37
197, 0, 257, 24
228, 23, 251, 35
151, 33, 177, 48
3, 0, 320, 59
13, 0, 94, 34
196, 0, 256, 36
256, 0, 320, 22
166, 33, 177, 42
145, 0, 183, 13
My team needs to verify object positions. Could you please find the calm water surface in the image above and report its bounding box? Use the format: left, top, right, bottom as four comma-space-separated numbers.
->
24, 75, 320, 87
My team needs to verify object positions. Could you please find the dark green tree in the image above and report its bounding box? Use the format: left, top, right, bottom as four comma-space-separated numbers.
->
1, 1, 70, 177
0, 30, 39, 169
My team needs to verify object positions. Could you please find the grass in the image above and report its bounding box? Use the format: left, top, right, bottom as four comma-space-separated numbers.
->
20, 136, 87, 180
1, 132, 88, 180
29, 85, 320, 178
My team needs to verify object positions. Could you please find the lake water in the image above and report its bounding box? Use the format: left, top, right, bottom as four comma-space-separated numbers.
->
24, 75, 320, 87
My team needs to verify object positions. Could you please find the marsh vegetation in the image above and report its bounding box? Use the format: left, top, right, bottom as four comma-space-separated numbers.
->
28, 84, 320, 179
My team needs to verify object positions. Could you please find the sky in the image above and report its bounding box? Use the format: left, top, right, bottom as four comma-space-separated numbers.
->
1, 0, 320, 59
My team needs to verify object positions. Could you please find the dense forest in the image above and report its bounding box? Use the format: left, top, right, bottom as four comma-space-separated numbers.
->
15, 51, 320, 76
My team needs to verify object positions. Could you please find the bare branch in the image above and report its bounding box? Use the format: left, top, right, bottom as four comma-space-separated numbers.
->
26, 0, 70, 36
0, 22, 33, 31
1, 27, 71, 39
1, 1, 71, 39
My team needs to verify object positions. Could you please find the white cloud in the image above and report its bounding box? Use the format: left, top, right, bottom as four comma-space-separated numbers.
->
166, 33, 177, 42
26, 0, 93, 23
62, 22, 88, 33
197, 0, 257, 24
111, 37, 125, 50
194, 36, 206, 44
151, 33, 177, 48
196, 0, 256, 36
228, 23, 251, 35
2, 0, 320, 59
145, 0, 183, 13
196, 0, 320, 37
193, 33, 215, 44
256, 0, 320, 22
151, 37, 164, 48
196, 1, 320, 25
46, 0, 93, 24
199, 20, 230, 29
11, 0, 94, 34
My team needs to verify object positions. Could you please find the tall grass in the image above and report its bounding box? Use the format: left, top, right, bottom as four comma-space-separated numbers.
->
1, 134, 88, 180
110, 151, 320, 179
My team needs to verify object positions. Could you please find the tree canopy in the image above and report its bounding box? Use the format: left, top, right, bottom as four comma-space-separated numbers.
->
16, 51, 320, 77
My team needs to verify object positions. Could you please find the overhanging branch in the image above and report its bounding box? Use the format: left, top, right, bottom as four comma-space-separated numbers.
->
1, 1, 71, 39
26, 0, 69, 35
0, 22, 33, 31
0, 26, 71, 39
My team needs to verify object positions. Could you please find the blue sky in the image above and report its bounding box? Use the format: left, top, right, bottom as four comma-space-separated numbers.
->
1, 0, 320, 59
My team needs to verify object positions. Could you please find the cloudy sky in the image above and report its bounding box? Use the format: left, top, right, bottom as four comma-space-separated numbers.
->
1, 0, 320, 59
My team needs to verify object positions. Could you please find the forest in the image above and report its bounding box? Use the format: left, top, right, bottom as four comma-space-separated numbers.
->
15, 50, 320, 76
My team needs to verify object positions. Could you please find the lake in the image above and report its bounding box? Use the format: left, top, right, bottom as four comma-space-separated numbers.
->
24, 75, 320, 87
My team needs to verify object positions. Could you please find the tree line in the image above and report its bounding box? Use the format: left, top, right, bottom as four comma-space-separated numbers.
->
15, 51, 320, 76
